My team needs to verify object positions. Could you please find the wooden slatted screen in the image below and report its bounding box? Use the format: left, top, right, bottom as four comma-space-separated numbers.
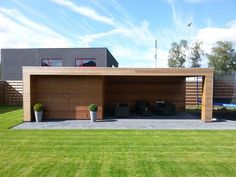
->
0, 81, 4, 105
31, 76, 104, 120
1, 80, 23, 105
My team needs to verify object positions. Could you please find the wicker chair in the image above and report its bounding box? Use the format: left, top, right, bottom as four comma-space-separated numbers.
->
157, 102, 176, 116
115, 103, 130, 118
137, 100, 152, 116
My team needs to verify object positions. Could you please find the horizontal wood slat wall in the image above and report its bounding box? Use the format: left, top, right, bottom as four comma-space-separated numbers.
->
0, 81, 4, 105
186, 80, 236, 106
186, 81, 202, 106
2, 79, 235, 108
105, 76, 186, 115
31, 76, 104, 120
214, 81, 236, 99
0, 80, 23, 105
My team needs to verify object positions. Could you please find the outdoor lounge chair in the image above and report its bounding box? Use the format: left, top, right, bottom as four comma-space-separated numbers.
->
115, 103, 130, 118
156, 102, 176, 116
137, 100, 152, 116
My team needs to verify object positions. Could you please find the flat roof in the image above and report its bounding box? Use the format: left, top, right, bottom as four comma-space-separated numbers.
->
23, 67, 213, 77
1, 47, 108, 50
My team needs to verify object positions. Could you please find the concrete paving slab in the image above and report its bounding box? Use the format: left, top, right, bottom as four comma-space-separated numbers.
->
13, 113, 236, 130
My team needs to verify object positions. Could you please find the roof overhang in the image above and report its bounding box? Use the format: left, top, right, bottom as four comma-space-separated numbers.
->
23, 67, 213, 77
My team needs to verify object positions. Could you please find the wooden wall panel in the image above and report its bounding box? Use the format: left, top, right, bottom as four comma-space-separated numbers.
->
104, 76, 186, 115
31, 76, 103, 120
214, 81, 236, 99
12, 79, 234, 107
186, 80, 236, 106
0, 81, 4, 105
1, 80, 23, 105
186, 81, 202, 106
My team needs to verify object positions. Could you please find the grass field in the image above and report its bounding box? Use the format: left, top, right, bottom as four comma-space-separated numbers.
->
0, 106, 236, 177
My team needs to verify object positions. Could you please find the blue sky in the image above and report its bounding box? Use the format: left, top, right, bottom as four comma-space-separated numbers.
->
0, 0, 236, 67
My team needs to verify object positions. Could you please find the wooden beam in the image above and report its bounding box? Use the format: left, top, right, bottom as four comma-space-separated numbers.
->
201, 75, 213, 122
23, 71, 31, 121
23, 67, 213, 77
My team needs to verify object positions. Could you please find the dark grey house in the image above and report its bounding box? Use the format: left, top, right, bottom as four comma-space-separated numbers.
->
1, 48, 118, 80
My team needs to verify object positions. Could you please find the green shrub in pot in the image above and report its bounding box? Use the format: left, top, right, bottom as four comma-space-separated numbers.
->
88, 104, 98, 112
33, 103, 43, 122
33, 103, 43, 112
88, 104, 97, 122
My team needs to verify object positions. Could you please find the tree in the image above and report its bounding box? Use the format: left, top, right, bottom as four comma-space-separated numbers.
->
168, 40, 187, 67
208, 41, 236, 73
190, 41, 204, 68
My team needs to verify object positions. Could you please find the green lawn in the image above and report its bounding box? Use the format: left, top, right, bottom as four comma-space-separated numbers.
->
0, 106, 236, 177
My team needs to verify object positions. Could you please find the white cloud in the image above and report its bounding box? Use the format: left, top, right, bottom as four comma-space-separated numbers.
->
0, 8, 73, 48
50, 0, 114, 25
0, 1, 171, 68
49, 0, 164, 67
226, 20, 236, 27
79, 28, 122, 47
184, 0, 223, 4
165, 0, 194, 40
0, 7, 160, 67
167, 0, 181, 26
111, 45, 168, 68
184, 0, 217, 3
185, 0, 206, 3
196, 21, 236, 53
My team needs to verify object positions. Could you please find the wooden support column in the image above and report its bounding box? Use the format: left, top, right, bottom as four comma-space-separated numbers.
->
23, 72, 31, 121
201, 74, 213, 122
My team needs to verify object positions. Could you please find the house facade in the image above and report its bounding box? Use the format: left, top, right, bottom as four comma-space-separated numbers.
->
1, 48, 118, 80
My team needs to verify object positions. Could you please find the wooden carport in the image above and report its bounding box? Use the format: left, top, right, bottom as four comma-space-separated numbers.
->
23, 67, 213, 122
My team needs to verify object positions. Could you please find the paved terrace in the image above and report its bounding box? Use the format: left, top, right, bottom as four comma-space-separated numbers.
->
14, 113, 236, 130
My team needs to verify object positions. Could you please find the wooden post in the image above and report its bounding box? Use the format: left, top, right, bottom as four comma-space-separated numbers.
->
23, 72, 31, 121
201, 74, 213, 122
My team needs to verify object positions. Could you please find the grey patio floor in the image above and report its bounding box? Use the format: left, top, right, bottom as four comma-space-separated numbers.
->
14, 112, 236, 130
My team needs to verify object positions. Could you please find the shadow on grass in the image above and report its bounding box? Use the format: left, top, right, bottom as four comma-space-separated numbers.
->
0, 105, 22, 114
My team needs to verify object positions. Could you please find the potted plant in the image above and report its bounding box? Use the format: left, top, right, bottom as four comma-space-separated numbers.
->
33, 103, 43, 122
88, 104, 97, 122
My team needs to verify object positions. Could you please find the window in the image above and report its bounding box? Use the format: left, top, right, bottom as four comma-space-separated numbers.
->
75, 58, 96, 67
42, 58, 62, 67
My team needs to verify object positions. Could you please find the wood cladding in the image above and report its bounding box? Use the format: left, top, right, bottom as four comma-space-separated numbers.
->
186, 81, 203, 106
31, 76, 104, 120
0, 81, 4, 105
186, 80, 236, 105
23, 67, 213, 122
105, 76, 186, 115
4, 80, 231, 107
214, 81, 236, 99
2, 80, 230, 107
0, 80, 23, 105
23, 67, 213, 76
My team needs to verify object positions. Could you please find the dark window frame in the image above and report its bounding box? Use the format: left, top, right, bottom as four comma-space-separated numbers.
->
41, 58, 63, 67
75, 58, 96, 67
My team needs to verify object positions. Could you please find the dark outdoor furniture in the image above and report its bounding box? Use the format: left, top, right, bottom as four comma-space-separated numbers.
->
137, 100, 152, 116
115, 103, 130, 118
156, 101, 176, 116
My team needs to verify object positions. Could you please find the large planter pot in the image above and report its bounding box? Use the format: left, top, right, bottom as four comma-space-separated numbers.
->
89, 111, 97, 122
34, 111, 43, 122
